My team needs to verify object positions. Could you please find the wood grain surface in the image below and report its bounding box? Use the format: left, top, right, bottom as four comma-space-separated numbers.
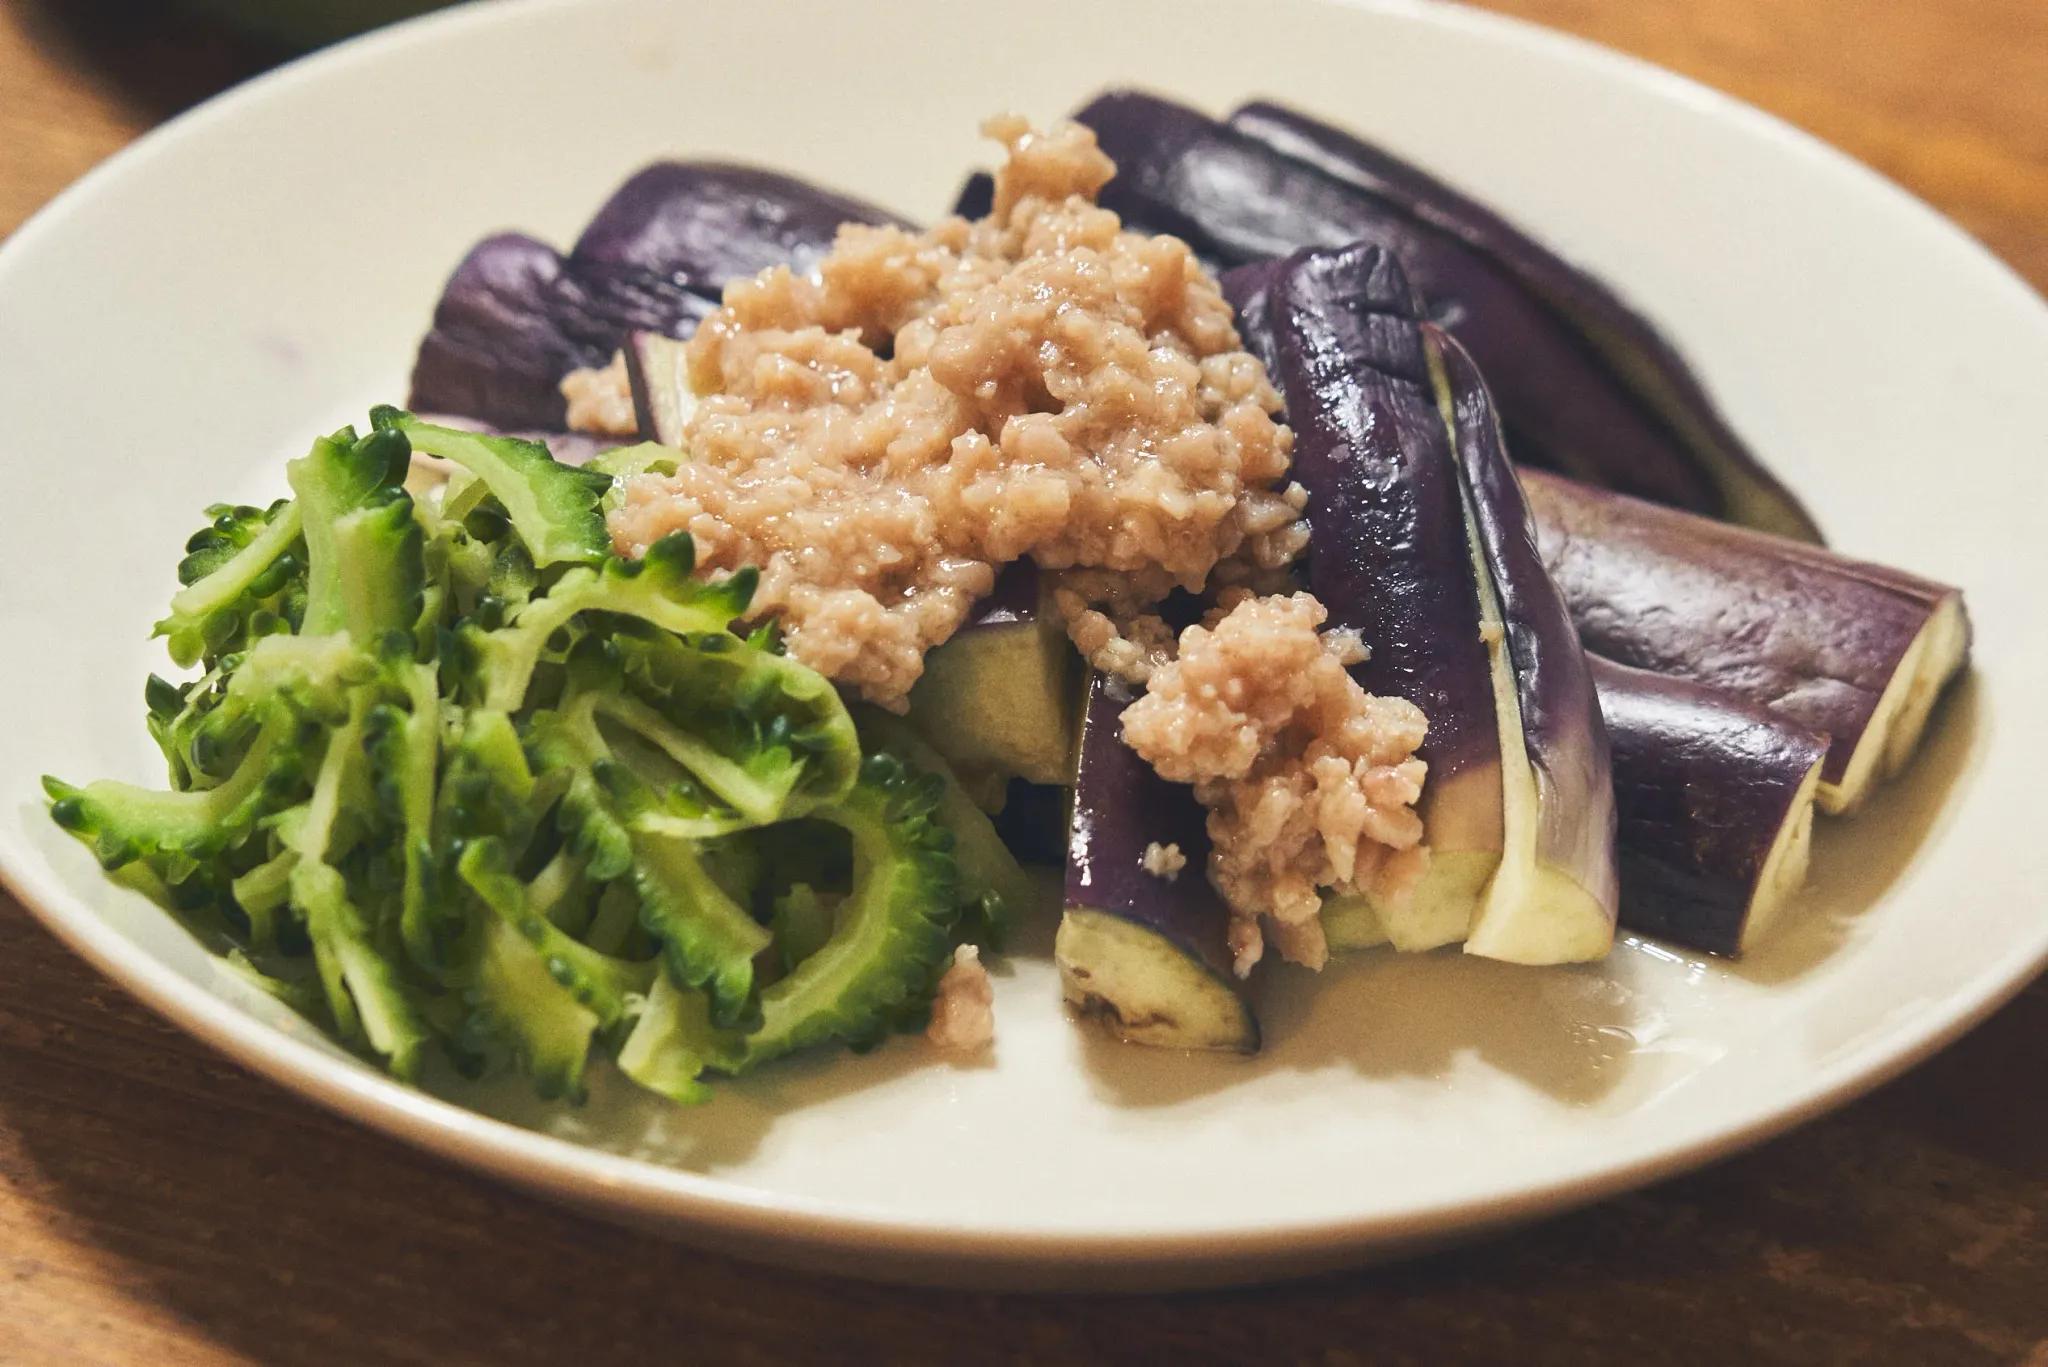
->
2, 1, 2045, 1363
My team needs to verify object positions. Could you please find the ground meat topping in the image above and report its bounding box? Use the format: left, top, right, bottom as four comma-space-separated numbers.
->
604, 116, 1430, 979
925, 944, 996, 1053
1140, 841, 1187, 880
560, 354, 639, 437
1052, 566, 1181, 684
1120, 592, 1430, 976
607, 116, 1292, 705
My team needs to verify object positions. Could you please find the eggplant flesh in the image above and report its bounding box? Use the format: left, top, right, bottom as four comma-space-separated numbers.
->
1520, 470, 1969, 814
1076, 90, 1793, 532
1592, 657, 1825, 957
905, 562, 1079, 791
1225, 101, 1821, 543
624, 330, 695, 448
1269, 243, 1504, 953
1059, 673, 1257, 1053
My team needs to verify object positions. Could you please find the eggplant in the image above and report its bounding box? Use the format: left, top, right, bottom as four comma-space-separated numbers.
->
952, 171, 994, 220
413, 165, 907, 431
1434, 328, 1619, 962
992, 779, 1070, 868
571, 162, 909, 293
1057, 672, 1258, 1053
1593, 657, 1826, 957
1520, 469, 1970, 814
623, 330, 694, 447
1074, 91, 1801, 535
408, 233, 708, 431
1226, 101, 1821, 543
904, 561, 1079, 791
1272, 242, 1617, 963
1218, 258, 1285, 374
1269, 244, 1500, 953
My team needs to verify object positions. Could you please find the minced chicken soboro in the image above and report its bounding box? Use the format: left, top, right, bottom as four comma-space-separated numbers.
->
1121, 592, 1428, 974
607, 114, 1299, 703
600, 117, 1430, 969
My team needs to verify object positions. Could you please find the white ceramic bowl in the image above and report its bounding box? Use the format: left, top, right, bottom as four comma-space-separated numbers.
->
1, 0, 2042, 1291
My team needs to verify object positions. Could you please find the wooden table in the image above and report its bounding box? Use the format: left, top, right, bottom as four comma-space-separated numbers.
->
3, 2, 2044, 1361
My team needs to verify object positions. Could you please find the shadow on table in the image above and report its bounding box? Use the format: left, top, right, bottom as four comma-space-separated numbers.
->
3, 0, 283, 119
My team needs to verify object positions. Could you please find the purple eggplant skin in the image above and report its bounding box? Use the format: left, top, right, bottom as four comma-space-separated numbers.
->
410, 233, 615, 431
1271, 243, 1504, 948
1076, 90, 1743, 522
964, 556, 1041, 629
1218, 258, 1286, 375
408, 232, 717, 431
1060, 672, 1258, 1052
1520, 468, 1971, 814
572, 162, 910, 294
993, 779, 1070, 868
1433, 327, 1619, 949
1067, 675, 1224, 952
952, 172, 994, 221
1227, 101, 1821, 543
1592, 656, 1826, 958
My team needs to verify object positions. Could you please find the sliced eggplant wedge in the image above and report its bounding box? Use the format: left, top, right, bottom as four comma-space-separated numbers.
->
623, 330, 695, 447
1226, 101, 1821, 543
1432, 328, 1618, 963
1219, 257, 1285, 374
571, 161, 909, 293
1074, 90, 1801, 535
1058, 673, 1258, 1053
409, 233, 713, 431
1521, 470, 1970, 814
1268, 244, 1503, 953
1271, 242, 1617, 964
905, 562, 1080, 791
993, 779, 1071, 868
1593, 657, 1826, 957
412, 167, 907, 432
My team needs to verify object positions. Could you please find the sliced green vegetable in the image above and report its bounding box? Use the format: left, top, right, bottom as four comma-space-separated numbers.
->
377, 408, 611, 568
53, 403, 1004, 1109
740, 753, 961, 1068
615, 972, 736, 1105
155, 499, 306, 668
